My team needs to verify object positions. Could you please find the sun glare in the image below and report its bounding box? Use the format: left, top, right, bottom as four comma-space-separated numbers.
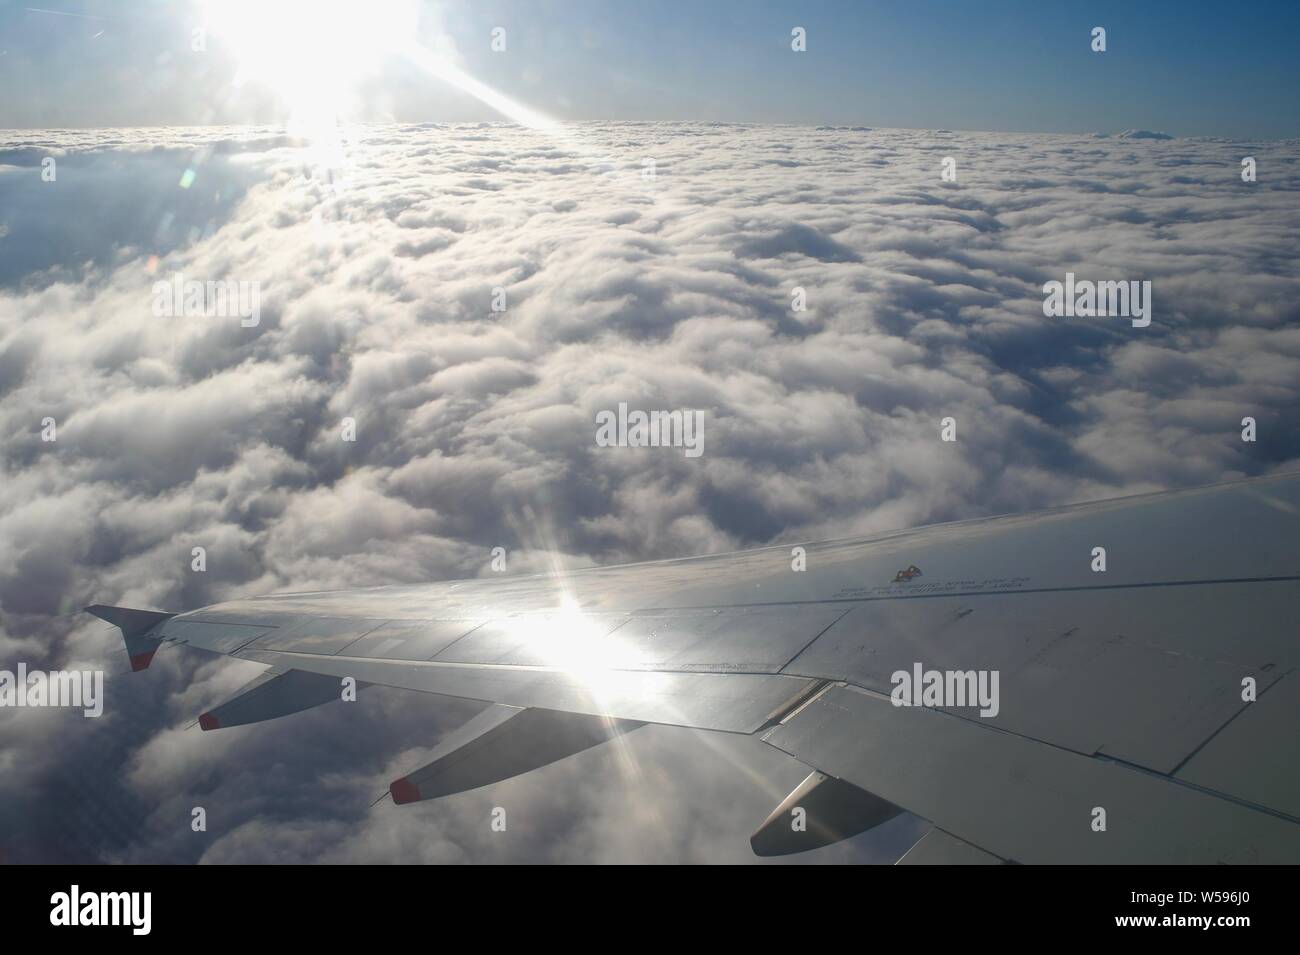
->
203, 0, 564, 148
526, 597, 647, 689
204, 0, 418, 133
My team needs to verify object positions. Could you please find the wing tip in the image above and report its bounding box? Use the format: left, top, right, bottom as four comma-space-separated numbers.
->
85, 604, 177, 671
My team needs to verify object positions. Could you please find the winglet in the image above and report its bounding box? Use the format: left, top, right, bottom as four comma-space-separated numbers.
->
84, 605, 178, 671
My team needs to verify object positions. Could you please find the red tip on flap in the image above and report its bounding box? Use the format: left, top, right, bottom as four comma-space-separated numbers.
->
198, 712, 221, 731
129, 650, 157, 672
390, 778, 421, 805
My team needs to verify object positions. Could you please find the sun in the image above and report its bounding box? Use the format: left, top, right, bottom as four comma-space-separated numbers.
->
203, 0, 561, 138
203, 0, 418, 133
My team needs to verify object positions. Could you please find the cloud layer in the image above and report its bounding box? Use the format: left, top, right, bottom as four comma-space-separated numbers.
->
1, 123, 1298, 862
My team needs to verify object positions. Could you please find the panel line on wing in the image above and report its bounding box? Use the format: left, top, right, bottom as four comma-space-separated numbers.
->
1165, 665, 1297, 778
1095, 752, 1300, 827
626, 573, 1300, 614
394, 617, 493, 661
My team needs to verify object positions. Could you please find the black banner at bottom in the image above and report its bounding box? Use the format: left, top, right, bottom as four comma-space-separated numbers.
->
2, 864, 1286, 941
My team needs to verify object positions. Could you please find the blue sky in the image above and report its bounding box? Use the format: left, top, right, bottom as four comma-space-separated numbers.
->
2, 0, 1298, 136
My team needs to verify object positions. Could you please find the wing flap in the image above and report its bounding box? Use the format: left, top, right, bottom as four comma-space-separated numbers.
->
781, 583, 1294, 774
761, 683, 1300, 863
897, 828, 1003, 865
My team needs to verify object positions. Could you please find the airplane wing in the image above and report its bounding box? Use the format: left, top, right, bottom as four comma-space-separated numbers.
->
87, 472, 1300, 862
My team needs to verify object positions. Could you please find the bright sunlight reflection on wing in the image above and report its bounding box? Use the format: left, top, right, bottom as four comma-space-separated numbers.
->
516, 597, 647, 687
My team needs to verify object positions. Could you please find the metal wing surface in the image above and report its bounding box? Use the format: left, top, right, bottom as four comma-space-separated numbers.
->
88, 472, 1300, 862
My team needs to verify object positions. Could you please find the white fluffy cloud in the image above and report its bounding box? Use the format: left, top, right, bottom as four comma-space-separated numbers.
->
1, 123, 1297, 862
